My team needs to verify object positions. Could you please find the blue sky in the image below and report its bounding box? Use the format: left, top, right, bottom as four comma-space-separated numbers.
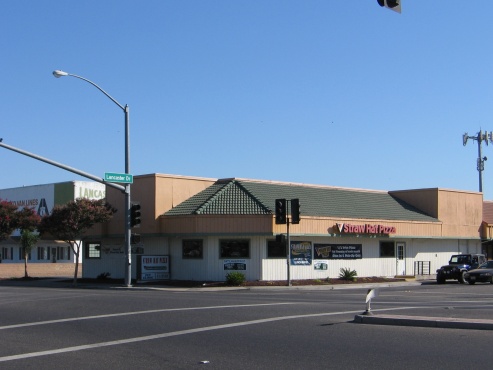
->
2, 1, 493, 198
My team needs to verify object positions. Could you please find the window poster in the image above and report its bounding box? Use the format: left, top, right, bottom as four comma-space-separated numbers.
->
290, 241, 312, 265
223, 259, 247, 271
314, 244, 363, 260
138, 255, 170, 281
314, 261, 328, 271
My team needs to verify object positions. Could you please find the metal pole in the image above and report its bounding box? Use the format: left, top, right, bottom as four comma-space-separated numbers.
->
53, 70, 132, 286
478, 131, 483, 193
124, 105, 132, 287
286, 204, 291, 287
0, 141, 125, 192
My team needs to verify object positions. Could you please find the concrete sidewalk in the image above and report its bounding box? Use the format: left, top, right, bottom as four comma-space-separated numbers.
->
354, 314, 493, 331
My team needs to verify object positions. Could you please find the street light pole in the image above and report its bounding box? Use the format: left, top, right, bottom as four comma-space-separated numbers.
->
53, 70, 133, 286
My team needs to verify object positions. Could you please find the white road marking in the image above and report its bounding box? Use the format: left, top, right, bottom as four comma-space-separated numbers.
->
0, 302, 299, 330
0, 306, 419, 362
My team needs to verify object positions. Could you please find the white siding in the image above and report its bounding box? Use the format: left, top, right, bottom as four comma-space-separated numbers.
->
169, 236, 263, 282
82, 237, 169, 279
83, 234, 483, 282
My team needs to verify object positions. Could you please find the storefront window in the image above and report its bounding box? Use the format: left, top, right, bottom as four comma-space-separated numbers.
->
57, 246, 71, 261
37, 246, 50, 261
267, 240, 287, 258
182, 240, 203, 259
379, 241, 395, 257
220, 239, 249, 258
85, 243, 101, 259
2, 247, 13, 260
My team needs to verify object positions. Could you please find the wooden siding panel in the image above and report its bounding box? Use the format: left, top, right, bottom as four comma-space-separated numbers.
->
162, 215, 273, 235
163, 215, 482, 239
284, 217, 445, 238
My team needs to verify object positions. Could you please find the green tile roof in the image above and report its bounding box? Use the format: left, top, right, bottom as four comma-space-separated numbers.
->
164, 179, 439, 222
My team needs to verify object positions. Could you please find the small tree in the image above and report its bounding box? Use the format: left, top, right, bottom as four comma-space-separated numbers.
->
16, 207, 41, 278
20, 230, 39, 278
39, 198, 116, 285
0, 200, 18, 242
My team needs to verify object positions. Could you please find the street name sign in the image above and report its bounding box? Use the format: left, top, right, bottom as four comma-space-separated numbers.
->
104, 172, 133, 184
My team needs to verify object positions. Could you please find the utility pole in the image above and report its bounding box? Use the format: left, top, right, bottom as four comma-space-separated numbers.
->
463, 130, 493, 192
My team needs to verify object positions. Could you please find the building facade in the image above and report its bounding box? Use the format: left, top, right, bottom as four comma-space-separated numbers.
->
80, 174, 487, 282
0, 181, 106, 267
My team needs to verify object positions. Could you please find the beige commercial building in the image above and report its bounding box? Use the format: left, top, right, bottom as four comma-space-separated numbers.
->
80, 173, 490, 282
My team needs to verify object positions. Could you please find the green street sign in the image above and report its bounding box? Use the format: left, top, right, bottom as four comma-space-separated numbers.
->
104, 172, 133, 184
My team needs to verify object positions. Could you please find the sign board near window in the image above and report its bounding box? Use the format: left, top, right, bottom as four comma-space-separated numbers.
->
223, 259, 247, 271
314, 261, 328, 271
290, 241, 312, 265
137, 255, 170, 282
314, 244, 362, 259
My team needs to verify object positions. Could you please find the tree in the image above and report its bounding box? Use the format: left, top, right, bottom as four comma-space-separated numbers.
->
0, 200, 18, 242
20, 230, 40, 278
16, 206, 41, 232
39, 198, 116, 285
16, 207, 41, 278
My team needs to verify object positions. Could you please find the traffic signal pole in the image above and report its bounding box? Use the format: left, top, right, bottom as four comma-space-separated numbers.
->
276, 198, 300, 286
286, 214, 291, 286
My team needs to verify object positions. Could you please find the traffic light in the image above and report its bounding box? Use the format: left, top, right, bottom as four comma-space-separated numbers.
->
291, 198, 300, 224
131, 233, 141, 244
377, 0, 401, 13
130, 203, 141, 227
275, 234, 286, 245
275, 198, 287, 224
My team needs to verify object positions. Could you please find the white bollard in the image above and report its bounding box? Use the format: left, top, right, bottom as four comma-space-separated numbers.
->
364, 288, 379, 315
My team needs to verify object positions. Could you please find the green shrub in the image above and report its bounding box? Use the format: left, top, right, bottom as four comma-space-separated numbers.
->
339, 267, 357, 281
225, 271, 246, 286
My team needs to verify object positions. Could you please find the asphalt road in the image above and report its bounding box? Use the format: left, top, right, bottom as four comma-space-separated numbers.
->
0, 279, 492, 369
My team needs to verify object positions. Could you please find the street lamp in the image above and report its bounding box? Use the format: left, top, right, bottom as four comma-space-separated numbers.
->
53, 69, 133, 286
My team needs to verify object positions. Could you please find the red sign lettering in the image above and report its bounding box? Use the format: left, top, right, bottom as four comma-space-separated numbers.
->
337, 223, 396, 235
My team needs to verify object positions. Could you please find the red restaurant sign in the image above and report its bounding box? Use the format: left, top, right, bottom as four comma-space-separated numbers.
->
337, 223, 396, 235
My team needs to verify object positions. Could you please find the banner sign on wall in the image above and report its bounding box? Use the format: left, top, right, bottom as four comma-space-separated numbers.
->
314, 261, 328, 271
224, 259, 247, 270
137, 255, 170, 281
290, 241, 312, 265
314, 244, 363, 260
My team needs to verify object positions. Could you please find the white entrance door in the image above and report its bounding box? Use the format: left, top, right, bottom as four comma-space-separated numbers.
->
396, 242, 405, 275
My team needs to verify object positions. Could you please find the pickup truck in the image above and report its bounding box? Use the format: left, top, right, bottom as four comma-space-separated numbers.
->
436, 254, 486, 284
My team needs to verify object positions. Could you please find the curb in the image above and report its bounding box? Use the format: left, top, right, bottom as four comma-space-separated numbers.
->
128, 281, 425, 292
354, 314, 493, 331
